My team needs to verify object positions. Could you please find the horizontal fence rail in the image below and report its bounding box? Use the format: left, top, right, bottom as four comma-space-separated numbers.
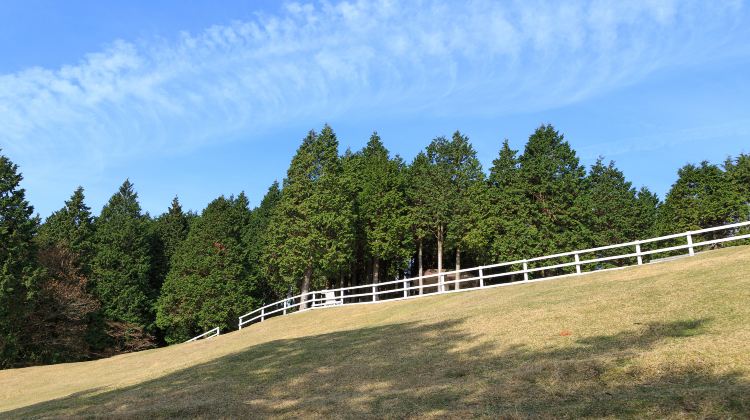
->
231, 221, 750, 332
186, 327, 220, 343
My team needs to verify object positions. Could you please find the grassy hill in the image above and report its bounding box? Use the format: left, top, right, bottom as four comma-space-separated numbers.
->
2, 246, 749, 418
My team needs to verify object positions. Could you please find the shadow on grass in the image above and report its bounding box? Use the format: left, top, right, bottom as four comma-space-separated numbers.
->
5, 318, 748, 418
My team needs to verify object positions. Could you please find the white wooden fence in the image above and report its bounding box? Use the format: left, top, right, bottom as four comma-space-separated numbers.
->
191, 220, 750, 340
187, 327, 220, 342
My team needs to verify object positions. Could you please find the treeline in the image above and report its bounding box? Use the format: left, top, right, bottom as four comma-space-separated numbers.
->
1, 124, 748, 367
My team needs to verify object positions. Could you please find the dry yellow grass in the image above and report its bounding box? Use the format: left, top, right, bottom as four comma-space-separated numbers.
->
1, 246, 749, 418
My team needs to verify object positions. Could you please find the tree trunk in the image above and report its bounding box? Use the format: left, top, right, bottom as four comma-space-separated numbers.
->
300, 263, 313, 309
437, 226, 444, 292
418, 239, 423, 295
373, 256, 380, 284
455, 247, 461, 291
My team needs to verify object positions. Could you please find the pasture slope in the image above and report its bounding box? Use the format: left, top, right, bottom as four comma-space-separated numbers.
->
1, 246, 749, 418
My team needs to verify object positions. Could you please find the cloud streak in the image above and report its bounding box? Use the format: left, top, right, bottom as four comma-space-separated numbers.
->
0, 0, 747, 208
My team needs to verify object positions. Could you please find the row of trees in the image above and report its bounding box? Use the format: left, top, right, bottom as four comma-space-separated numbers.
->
1, 125, 748, 367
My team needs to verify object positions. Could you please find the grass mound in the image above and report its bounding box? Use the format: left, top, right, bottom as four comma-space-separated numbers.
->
2, 246, 749, 418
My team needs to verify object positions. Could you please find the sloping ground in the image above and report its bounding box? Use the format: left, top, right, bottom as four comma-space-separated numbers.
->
2, 246, 749, 419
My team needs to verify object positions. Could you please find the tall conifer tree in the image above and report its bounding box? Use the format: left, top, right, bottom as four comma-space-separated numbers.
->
0, 152, 42, 367
150, 196, 189, 293
519, 124, 588, 256
354, 133, 411, 284
658, 161, 742, 234
244, 182, 282, 301
156, 195, 254, 343
440, 131, 485, 273
92, 180, 154, 329
582, 158, 642, 247
30, 187, 100, 363
266, 125, 354, 307
487, 140, 535, 261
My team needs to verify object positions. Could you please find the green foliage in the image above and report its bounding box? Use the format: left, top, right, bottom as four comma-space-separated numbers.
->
92, 180, 155, 328
150, 196, 189, 293
243, 182, 282, 301
156, 195, 254, 343
0, 152, 43, 367
725, 154, 750, 221
405, 151, 435, 272
28, 187, 100, 364
265, 126, 354, 298
658, 161, 742, 233
487, 140, 536, 261
581, 158, 643, 246
437, 131, 486, 269
350, 133, 412, 281
37, 187, 95, 272
519, 124, 588, 255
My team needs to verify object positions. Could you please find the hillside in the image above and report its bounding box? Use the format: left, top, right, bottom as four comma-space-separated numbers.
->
2, 246, 749, 418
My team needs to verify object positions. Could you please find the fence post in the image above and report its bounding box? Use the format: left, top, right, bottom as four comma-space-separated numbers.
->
523, 260, 529, 281
687, 233, 695, 256
403, 278, 408, 298
574, 253, 581, 274
439, 273, 445, 293
261, 307, 265, 322
419, 273, 423, 295
636, 242, 643, 265
479, 268, 484, 288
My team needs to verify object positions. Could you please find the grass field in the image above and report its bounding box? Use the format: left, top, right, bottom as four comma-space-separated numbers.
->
2, 246, 749, 418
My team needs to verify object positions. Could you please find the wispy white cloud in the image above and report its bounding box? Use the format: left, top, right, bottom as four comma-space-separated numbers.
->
0, 0, 746, 195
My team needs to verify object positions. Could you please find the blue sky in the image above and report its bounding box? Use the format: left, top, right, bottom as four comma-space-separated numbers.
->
1, 0, 749, 217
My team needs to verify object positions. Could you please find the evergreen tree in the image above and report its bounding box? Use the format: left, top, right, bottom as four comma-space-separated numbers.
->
519, 124, 588, 256
342, 149, 368, 286
354, 133, 412, 284
243, 182, 282, 301
658, 161, 742, 234
725, 154, 750, 221
0, 152, 42, 367
156, 195, 254, 343
150, 196, 189, 293
265, 125, 354, 307
419, 139, 453, 276
487, 140, 535, 262
634, 187, 660, 239
406, 152, 434, 278
92, 180, 155, 330
439, 131, 486, 273
29, 187, 99, 363
37, 187, 95, 272
582, 158, 642, 247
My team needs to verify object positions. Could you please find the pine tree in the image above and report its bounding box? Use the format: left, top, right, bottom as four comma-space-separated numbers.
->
150, 196, 189, 294
433, 131, 485, 273
406, 152, 434, 279
634, 187, 660, 239
354, 133, 412, 284
265, 125, 354, 308
582, 158, 642, 247
37, 187, 95, 272
244, 182, 282, 301
658, 161, 742, 235
29, 187, 99, 363
156, 195, 254, 343
92, 180, 155, 330
0, 152, 42, 367
725, 154, 750, 221
420, 138, 453, 277
25, 187, 105, 363
519, 124, 588, 256
487, 140, 535, 262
